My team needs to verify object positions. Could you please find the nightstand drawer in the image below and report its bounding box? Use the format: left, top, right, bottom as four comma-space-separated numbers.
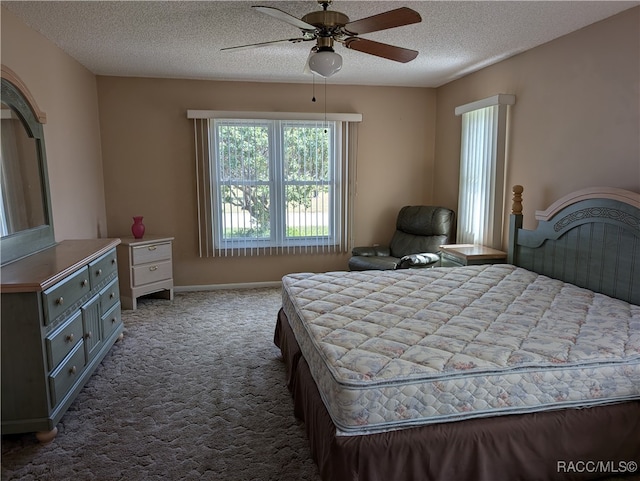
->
45, 310, 84, 371
132, 260, 172, 286
42, 267, 91, 325
440, 252, 465, 267
89, 248, 118, 289
131, 242, 171, 265
49, 340, 85, 406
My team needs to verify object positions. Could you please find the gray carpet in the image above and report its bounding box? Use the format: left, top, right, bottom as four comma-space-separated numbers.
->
1, 288, 321, 481
3, 289, 638, 481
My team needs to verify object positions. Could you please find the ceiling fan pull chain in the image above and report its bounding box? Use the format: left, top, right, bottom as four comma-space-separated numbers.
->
312, 74, 316, 102
324, 78, 328, 132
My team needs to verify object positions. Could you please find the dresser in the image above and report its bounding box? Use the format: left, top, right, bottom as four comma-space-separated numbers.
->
116, 236, 174, 310
440, 244, 507, 267
1, 239, 123, 441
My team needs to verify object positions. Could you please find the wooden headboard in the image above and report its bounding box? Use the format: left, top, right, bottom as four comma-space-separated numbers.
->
508, 185, 640, 305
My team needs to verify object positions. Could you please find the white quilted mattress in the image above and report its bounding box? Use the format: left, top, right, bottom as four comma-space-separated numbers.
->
281, 264, 640, 436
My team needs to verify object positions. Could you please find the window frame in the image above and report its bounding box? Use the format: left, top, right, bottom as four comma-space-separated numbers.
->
211, 118, 343, 251
455, 94, 515, 248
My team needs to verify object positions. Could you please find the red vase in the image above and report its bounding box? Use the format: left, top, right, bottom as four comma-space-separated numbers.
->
131, 216, 145, 239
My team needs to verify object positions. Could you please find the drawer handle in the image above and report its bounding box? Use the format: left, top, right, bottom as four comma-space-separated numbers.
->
65, 333, 74, 343
81, 279, 88, 287
69, 366, 77, 375
110, 292, 116, 299
111, 317, 117, 324
149, 265, 158, 271
86, 331, 92, 339
96, 269, 103, 276
148, 246, 157, 251
56, 297, 64, 305
111, 259, 116, 264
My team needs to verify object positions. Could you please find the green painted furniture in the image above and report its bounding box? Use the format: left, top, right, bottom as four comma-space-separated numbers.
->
1, 239, 123, 442
508, 185, 640, 305
0, 68, 124, 443
0, 72, 55, 266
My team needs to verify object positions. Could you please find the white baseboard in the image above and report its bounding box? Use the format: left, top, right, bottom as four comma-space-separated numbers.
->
174, 281, 282, 292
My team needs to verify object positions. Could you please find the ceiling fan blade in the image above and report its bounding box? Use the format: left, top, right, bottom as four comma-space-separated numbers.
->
253, 6, 317, 31
344, 7, 421, 35
344, 38, 419, 63
221, 38, 306, 52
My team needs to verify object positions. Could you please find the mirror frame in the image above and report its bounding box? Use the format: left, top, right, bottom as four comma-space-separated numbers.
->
1, 66, 55, 265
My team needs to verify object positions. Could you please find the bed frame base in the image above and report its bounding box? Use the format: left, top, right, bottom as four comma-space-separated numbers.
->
276, 309, 640, 481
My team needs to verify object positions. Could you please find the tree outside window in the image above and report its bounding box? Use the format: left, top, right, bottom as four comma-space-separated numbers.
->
213, 119, 339, 249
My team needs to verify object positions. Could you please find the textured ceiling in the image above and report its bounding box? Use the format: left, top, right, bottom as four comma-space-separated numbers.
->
4, 1, 638, 87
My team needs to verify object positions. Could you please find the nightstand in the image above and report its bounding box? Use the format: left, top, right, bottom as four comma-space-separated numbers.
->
440, 244, 507, 267
116, 236, 174, 310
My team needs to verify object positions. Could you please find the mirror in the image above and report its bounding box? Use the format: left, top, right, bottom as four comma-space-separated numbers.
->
1, 75, 55, 265
1, 101, 47, 235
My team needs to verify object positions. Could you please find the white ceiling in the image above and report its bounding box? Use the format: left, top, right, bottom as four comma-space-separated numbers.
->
4, 1, 638, 87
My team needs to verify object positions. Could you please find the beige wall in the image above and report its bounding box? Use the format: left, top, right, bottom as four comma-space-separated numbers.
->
4, 5, 638, 287
434, 7, 640, 236
1, 8, 107, 240
96, 78, 436, 286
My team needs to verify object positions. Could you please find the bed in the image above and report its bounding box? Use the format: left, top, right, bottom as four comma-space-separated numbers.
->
274, 185, 640, 481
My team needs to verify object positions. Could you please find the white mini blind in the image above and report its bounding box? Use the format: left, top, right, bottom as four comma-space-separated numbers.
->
455, 94, 515, 248
193, 118, 213, 257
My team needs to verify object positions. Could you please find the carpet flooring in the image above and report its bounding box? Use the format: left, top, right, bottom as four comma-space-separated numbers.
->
1, 288, 321, 481
3, 289, 638, 481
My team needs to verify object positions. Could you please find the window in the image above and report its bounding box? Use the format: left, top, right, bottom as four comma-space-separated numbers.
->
213, 118, 340, 251
455, 94, 515, 248
189, 111, 361, 256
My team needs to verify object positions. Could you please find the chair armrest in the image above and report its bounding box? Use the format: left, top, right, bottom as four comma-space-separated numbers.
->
351, 245, 391, 257
399, 252, 441, 268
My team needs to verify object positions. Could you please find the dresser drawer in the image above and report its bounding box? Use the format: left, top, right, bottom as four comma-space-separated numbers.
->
48, 340, 85, 406
42, 267, 91, 325
89, 248, 118, 289
100, 277, 120, 314
131, 242, 171, 265
102, 303, 122, 340
45, 310, 84, 371
132, 260, 172, 286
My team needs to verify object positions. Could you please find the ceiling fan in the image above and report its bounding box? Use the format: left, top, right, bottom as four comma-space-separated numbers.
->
221, 0, 422, 78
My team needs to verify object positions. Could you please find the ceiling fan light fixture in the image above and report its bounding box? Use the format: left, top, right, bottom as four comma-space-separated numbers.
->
309, 48, 343, 78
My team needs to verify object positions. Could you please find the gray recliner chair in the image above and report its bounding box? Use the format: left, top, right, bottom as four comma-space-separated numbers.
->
348, 206, 456, 271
